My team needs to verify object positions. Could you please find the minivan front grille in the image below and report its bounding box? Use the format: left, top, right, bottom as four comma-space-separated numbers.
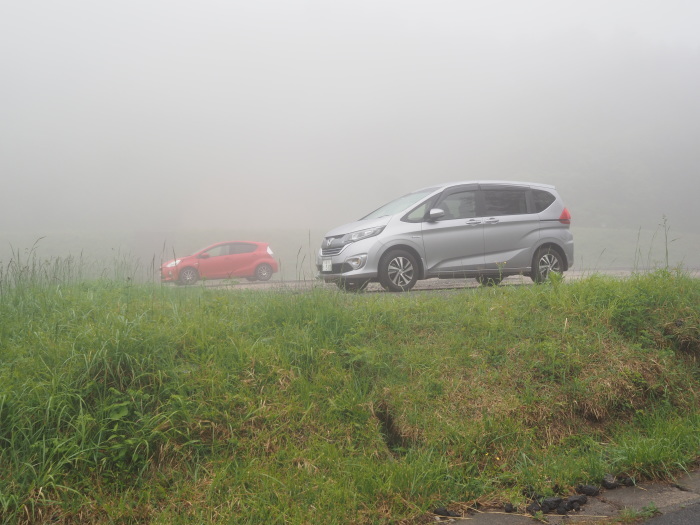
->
321, 246, 344, 256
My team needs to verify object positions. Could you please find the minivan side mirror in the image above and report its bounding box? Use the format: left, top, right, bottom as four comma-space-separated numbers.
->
428, 208, 445, 221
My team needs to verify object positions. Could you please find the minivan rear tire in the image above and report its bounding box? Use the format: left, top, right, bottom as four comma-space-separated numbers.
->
532, 247, 563, 283
379, 249, 419, 292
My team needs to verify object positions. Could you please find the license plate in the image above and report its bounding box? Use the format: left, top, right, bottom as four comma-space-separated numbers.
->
322, 258, 332, 272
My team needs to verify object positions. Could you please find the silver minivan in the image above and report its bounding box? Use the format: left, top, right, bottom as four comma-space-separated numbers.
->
316, 181, 573, 292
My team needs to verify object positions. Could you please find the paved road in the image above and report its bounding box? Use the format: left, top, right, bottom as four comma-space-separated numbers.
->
204, 270, 641, 292
446, 470, 700, 524
198, 268, 699, 293
645, 502, 700, 524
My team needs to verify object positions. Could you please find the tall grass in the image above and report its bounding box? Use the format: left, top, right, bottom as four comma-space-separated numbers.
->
0, 257, 698, 523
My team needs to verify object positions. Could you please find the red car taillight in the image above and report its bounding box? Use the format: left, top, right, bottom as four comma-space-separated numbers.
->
559, 208, 571, 225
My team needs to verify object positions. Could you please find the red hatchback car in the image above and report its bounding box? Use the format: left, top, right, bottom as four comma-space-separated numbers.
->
161, 241, 278, 285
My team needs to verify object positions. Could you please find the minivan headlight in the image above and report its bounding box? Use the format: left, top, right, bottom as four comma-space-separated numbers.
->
342, 226, 385, 245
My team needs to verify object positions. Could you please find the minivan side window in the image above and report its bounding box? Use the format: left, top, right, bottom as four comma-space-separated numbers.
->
404, 195, 440, 222
405, 202, 431, 222
436, 191, 478, 219
532, 189, 556, 212
482, 189, 528, 216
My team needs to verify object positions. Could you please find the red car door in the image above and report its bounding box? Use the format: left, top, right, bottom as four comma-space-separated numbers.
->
196, 243, 233, 279
225, 243, 259, 277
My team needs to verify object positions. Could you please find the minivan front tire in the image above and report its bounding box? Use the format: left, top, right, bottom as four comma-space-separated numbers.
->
532, 247, 564, 283
379, 249, 419, 292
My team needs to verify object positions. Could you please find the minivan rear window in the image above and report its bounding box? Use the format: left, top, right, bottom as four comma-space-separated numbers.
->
532, 189, 556, 212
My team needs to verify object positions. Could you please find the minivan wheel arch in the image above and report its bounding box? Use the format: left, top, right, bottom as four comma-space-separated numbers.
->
532, 243, 568, 268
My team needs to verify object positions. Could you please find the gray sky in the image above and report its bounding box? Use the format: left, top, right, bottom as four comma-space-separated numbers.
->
2, 0, 699, 239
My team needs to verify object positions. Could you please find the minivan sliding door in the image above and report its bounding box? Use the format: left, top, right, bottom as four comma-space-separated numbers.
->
479, 185, 539, 272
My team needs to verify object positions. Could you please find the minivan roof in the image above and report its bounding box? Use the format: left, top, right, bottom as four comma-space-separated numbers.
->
422, 180, 556, 191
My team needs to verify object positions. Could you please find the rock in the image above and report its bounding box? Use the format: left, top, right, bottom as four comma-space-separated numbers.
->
562, 497, 583, 511
569, 494, 588, 505
526, 502, 542, 515
602, 474, 620, 489
556, 503, 568, 515
576, 484, 600, 496
504, 503, 516, 513
433, 507, 459, 517
543, 497, 563, 509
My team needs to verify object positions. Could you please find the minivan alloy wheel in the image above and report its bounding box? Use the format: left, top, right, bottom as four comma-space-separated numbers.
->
533, 247, 563, 283
379, 250, 418, 292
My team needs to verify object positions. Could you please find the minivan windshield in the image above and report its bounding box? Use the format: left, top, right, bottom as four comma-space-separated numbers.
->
361, 187, 438, 220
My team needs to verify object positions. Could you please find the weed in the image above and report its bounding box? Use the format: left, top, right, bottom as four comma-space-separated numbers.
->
617, 501, 659, 522
0, 259, 699, 523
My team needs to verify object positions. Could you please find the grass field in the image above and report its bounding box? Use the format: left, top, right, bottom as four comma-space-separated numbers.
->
0, 254, 699, 524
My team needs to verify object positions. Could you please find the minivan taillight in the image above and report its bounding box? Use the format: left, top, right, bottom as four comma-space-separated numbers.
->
559, 208, 571, 225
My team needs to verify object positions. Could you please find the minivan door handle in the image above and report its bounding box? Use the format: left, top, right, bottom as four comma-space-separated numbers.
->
484, 217, 500, 224
465, 219, 483, 226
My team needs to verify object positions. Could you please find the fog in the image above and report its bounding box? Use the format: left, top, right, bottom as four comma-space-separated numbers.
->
2, 1, 699, 274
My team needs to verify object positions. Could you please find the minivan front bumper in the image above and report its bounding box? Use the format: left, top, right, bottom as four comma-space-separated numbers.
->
316, 240, 382, 282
